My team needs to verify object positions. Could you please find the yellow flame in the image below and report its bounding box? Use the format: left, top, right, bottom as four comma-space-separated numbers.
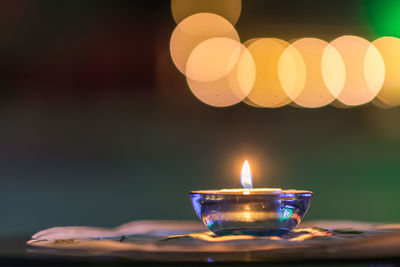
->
241, 160, 252, 189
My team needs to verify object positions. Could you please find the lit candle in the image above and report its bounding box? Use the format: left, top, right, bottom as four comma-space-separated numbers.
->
241, 160, 252, 190
190, 160, 313, 236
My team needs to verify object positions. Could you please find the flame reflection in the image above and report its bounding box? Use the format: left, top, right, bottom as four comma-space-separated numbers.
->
172, 227, 333, 242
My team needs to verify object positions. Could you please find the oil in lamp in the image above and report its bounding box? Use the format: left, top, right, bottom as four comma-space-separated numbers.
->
190, 160, 312, 236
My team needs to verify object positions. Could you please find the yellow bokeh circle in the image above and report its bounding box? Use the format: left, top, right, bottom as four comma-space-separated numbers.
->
186, 37, 255, 107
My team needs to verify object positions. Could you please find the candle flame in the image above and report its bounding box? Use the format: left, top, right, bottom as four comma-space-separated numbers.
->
241, 160, 253, 189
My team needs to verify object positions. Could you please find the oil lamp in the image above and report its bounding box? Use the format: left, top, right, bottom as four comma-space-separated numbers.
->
190, 160, 312, 236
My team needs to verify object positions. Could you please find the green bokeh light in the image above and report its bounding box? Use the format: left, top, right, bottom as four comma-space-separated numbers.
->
366, 0, 400, 37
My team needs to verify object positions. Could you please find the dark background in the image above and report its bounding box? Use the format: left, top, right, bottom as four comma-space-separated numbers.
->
0, 0, 399, 237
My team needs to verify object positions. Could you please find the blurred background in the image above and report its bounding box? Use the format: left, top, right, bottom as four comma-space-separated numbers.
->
1, 0, 400, 236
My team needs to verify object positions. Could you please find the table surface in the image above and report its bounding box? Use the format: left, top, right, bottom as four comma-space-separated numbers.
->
4, 220, 400, 266
1, 237, 400, 267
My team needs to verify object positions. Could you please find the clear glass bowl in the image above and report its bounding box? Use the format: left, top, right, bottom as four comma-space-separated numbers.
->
190, 189, 312, 236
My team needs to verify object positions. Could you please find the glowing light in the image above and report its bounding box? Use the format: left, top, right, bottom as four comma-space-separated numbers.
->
244, 38, 291, 108
171, 0, 242, 26
366, 0, 400, 38
321, 44, 346, 100
373, 37, 400, 107
326, 35, 384, 106
284, 38, 341, 108
278, 44, 307, 105
242, 97, 264, 108
243, 38, 260, 47
241, 160, 252, 189
170, 13, 239, 76
186, 37, 241, 82
364, 43, 386, 100
186, 37, 255, 107
168, 8, 388, 110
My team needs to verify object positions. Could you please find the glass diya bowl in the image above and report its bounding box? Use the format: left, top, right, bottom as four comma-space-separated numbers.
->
190, 189, 312, 236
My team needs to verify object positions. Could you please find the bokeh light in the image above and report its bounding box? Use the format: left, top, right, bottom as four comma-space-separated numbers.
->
373, 37, 400, 107
186, 37, 255, 107
321, 44, 346, 102
278, 44, 306, 105
366, 0, 400, 37
326, 35, 384, 106
171, 0, 242, 26
170, 13, 239, 76
242, 98, 263, 108
168, 8, 396, 109
285, 38, 339, 108
186, 37, 241, 82
364, 42, 386, 101
244, 38, 291, 108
